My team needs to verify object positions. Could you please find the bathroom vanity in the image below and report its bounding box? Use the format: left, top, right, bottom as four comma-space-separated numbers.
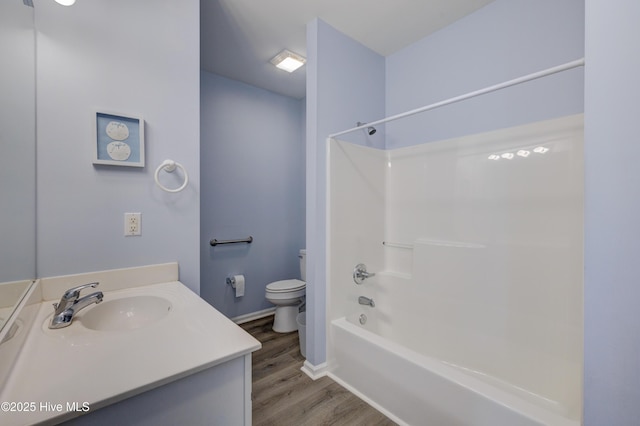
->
0, 263, 261, 426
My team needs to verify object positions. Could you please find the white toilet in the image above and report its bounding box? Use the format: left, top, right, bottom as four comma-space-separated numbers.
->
265, 249, 306, 333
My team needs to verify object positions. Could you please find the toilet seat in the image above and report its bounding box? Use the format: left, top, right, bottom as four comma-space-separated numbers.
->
266, 279, 305, 293
264, 266, 306, 333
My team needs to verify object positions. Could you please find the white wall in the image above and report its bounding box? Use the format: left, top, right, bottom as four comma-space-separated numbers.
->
35, 0, 200, 292
327, 140, 385, 324
584, 1, 640, 424
385, 0, 584, 149
306, 18, 385, 366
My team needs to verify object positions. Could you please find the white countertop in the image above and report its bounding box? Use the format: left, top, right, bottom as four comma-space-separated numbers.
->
0, 281, 261, 425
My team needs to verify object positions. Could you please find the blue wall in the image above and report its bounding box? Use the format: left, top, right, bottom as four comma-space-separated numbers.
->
0, 2, 36, 282
385, 0, 584, 149
35, 0, 201, 292
200, 72, 305, 319
306, 18, 386, 366
584, 0, 640, 423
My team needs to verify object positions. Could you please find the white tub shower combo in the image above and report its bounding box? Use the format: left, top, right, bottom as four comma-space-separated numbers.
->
326, 114, 583, 426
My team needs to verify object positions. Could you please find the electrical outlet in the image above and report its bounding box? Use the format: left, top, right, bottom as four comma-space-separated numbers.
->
124, 212, 141, 236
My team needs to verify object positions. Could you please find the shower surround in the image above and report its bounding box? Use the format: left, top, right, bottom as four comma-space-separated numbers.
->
327, 115, 583, 425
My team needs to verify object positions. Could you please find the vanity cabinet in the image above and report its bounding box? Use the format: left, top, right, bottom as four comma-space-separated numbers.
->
0, 264, 260, 426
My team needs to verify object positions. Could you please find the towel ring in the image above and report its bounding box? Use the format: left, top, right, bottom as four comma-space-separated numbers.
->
154, 159, 189, 193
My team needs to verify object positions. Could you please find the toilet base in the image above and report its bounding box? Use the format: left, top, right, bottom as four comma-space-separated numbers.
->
273, 305, 299, 333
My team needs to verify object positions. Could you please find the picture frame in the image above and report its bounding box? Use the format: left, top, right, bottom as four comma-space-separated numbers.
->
93, 111, 145, 167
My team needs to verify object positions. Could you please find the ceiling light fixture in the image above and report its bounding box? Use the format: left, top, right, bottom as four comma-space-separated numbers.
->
55, 0, 76, 5
270, 49, 306, 73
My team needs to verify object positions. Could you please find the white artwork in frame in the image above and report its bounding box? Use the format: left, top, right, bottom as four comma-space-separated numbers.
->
93, 111, 145, 167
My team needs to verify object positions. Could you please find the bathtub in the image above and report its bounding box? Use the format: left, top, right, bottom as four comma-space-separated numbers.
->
326, 117, 584, 426
329, 314, 580, 426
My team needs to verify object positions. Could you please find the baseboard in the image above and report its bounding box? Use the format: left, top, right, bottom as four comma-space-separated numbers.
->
231, 307, 276, 325
301, 360, 328, 380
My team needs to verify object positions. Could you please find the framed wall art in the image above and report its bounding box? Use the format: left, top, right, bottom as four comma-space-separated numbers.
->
93, 111, 145, 167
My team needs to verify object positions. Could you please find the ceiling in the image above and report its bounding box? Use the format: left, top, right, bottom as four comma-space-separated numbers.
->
200, 0, 495, 99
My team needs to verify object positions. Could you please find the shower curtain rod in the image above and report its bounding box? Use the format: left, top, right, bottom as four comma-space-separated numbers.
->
328, 58, 585, 138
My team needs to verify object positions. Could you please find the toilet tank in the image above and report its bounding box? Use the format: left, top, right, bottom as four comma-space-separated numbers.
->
299, 249, 306, 281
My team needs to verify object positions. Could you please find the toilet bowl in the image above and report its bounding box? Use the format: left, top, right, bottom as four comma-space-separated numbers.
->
265, 249, 306, 333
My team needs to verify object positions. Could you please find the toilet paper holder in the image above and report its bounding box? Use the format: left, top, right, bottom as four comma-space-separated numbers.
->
226, 274, 245, 298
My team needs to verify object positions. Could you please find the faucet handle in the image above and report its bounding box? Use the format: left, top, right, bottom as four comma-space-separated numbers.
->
353, 264, 375, 285
62, 282, 99, 301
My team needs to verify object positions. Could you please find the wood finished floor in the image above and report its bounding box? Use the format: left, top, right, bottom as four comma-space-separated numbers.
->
241, 316, 396, 426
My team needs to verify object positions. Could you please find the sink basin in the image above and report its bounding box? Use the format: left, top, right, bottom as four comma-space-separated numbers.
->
80, 295, 172, 331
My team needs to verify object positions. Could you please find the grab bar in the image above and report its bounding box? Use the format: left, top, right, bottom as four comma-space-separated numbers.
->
210, 236, 253, 246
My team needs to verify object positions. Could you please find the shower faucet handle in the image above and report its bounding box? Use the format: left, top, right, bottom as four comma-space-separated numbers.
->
353, 263, 375, 285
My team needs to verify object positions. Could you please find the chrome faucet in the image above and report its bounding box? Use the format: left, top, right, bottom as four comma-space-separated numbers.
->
358, 296, 375, 307
49, 282, 103, 329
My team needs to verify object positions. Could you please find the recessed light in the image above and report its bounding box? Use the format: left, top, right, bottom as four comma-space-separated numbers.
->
488, 154, 500, 160
517, 150, 530, 157
501, 153, 514, 160
270, 50, 306, 73
55, 0, 76, 5
533, 147, 549, 154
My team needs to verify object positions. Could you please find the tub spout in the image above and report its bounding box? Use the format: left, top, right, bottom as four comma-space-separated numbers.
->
358, 296, 375, 307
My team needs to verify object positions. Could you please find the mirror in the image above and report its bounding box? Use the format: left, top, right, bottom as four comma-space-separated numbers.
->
0, 1, 37, 332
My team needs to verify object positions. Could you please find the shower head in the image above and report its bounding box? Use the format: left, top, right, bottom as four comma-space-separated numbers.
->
357, 122, 377, 136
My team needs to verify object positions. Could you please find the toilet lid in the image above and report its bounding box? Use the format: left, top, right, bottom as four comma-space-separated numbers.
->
266, 279, 305, 292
